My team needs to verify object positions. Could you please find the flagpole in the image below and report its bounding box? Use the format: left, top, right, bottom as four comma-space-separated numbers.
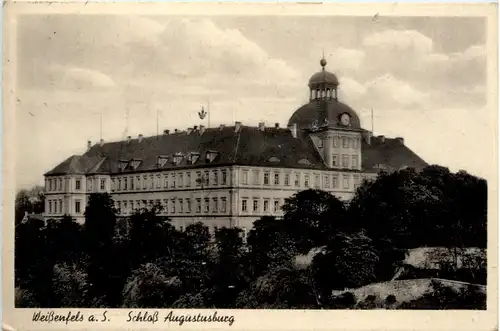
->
207, 99, 211, 128
371, 107, 374, 134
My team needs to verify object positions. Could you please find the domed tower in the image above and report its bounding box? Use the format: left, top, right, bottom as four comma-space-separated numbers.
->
288, 57, 364, 171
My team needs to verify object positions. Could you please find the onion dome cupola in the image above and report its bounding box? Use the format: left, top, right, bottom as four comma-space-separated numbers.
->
288, 57, 362, 131
308, 57, 339, 101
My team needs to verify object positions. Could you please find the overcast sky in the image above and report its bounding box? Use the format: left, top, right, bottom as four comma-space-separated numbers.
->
15, 14, 492, 189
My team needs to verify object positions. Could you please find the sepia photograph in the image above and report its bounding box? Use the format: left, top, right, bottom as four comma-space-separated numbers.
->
2, 2, 498, 331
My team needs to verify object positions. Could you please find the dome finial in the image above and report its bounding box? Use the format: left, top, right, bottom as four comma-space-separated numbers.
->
320, 49, 327, 71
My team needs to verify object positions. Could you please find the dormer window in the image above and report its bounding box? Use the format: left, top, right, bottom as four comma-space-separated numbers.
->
118, 160, 128, 171
187, 152, 200, 164
129, 158, 142, 170
205, 150, 218, 163
172, 153, 183, 165
157, 155, 169, 168
268, 156, 280, 163
298, 159, 312, 165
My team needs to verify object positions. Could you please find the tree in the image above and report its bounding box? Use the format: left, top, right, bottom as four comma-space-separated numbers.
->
208, 227, 248, 308
83, 193, 120, 307
282, 189, 347, 253
311, 230, 380, 295
122, 263, 182, 308
247, 216, 296, 277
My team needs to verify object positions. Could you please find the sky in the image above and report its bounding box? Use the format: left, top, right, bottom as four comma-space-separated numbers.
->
14, 14, 493, 189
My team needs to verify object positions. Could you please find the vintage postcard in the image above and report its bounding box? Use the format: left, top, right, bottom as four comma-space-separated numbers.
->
2, 2, 498, 331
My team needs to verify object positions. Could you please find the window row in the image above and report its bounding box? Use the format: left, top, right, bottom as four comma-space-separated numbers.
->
46, 199, 83, 215
318, 137, 361, 149
332, 154, 359, 169
241, 198, 283, 214
111, 169, 228, 192
46, 177, 87, 192
115, 197, 228, 215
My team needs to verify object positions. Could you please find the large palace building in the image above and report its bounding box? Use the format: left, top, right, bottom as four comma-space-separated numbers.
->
43, 59, 428, 233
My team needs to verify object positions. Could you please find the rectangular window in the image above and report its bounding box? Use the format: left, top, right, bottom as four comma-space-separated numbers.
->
196, 172, 202, 186
75, 200, 81, 214
242, 171, 249, 185
304, 174, 310, 187
186, 172, 191, 187
163, 174, 168, 188
284, 173, 290, 186
294, 173, 300, 187
130, 200, 134, 211
143, 175, 147, 189
352, 155, 358, 168
123, 201, 128, 213
253, 199, 259, 212
204, 171, 210, 186
156, 175, 161, 188
130, 177, 134, 190
75, 179, 81, 190
171, 174, 176, 188
332, 175, 338, 188
264, 172, 270, 185
263, 199, 269, 212
318, 139, 324, 148
150, 175, 154, 189
179, 199, 184, 213
196, 199, 201, 213
274, 173, 280, 185
353, 138, 358, 149
49, 200, 52, 214
124, 177, 128, 190
212, 198, 218, 213
274, 199, 280, 212
353, 175, 360, 189
342, 154, 349, 168
252, 170, 259, 185
342, 137, 349, 148
204, 198, 210, 213
324, 175, 330, 188
221, 198, 227, 213
59, 199, 63, 213
163, 199, 168, 214
333, 137, 340, 148
179, 173, 184, 187
171, 199, 176, 214
242, 199, 248, 212
332, 155, 339, 167
213, 171, 218, 185
315, 174, 320, 188
222, 170, 227, 185
58, 179, 63, 191
349, 138, 354, 148
136, 176, 141, 190
343, 176, 350, 189
186, 199, 191, 213
111, 179, 116, 192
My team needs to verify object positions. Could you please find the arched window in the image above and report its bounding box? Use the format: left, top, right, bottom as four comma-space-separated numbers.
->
316, 89, 320, 100
326, 88, 331, 98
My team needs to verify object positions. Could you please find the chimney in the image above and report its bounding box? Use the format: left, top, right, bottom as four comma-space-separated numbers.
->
163, 129, 170, 135
87, 140, 92, 150
396, 137, 404, 145
187, 128, 193, 135
235, 121, 242, 132
174, 129, 179, 134
127, 136, 132, 143
100, 139, 104, 147
258, 122, 265, 132
287, 123, 297, 138
275, 122, 280, 128
193, 125, 198, 131
378, 135, 385, 143
199, 125, 205, 135
219, 124, 225, 131
138, 134, 143, 143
